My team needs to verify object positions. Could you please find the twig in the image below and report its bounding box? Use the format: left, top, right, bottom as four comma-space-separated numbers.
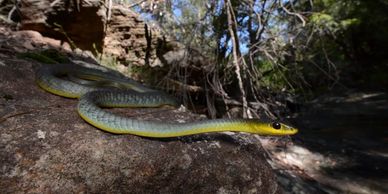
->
7, 4, 17, 22
225, 0, 249, 118
280, 0, 306, 27
0, 111, 33, 123
50, 0, 61, 7
128, 0, 146, 8
165, 78, 204, 93
107, 0, 112, 21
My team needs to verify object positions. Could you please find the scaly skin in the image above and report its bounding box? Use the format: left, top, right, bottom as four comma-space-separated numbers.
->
36, 64, 298, 137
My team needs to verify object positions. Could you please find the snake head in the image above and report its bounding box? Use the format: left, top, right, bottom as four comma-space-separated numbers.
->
252, 120, 298, 135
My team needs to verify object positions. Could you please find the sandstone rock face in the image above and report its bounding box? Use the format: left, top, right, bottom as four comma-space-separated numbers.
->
103, 5, 167, 67
16, 0, 210, 71
0, 29, 282, 193
18, 0, 106, 52
16, 1, 173, 67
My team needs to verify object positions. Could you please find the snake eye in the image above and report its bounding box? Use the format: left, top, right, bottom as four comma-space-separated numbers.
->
271, 122, 281, 130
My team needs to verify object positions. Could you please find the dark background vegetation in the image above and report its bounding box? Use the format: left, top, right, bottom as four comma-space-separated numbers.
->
133, 0, 388, 92
113, 0, 388, 119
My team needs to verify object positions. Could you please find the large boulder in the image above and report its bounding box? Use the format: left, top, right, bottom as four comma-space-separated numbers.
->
0, 28, 282, 193
17, 0, 106, 52
16, 0, 175, 67
104, 5, 167, 67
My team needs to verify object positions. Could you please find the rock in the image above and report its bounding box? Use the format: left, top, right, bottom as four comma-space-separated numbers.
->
0, 29, 282, 193
16, 1, 212, 69
17, 0, 106, 52
103, 5, 172, 67
16, 1, 173, 67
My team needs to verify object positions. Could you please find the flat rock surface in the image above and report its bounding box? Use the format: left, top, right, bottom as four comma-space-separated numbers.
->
0, 26, 281, 193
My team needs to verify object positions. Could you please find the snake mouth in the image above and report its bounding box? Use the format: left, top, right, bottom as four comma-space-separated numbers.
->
282, 123, 299, 134
286, 128, 299, 135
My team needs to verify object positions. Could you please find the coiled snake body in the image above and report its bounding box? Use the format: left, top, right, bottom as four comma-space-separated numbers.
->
36, 64, 298, 138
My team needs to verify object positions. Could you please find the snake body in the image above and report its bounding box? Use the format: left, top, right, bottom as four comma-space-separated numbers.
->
36, 64, 298, 137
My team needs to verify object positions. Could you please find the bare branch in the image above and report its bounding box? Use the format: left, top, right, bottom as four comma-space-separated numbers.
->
127, 0, 147, 8
225, 0, 249, 118
107, 0, 112, 21
280, 0, 306, 27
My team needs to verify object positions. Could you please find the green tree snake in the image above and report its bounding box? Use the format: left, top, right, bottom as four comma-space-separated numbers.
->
35, 64, 298, 138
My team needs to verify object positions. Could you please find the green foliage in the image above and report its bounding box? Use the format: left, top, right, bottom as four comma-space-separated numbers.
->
257, 60, 289, 91
128, 65, 161, 83
340, 18, 359, 28
297, 0, 388, 90
18, 49, 70, 64
98, 54, 119, 69
311, 13, 339, 33
53, 23, 77, 50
